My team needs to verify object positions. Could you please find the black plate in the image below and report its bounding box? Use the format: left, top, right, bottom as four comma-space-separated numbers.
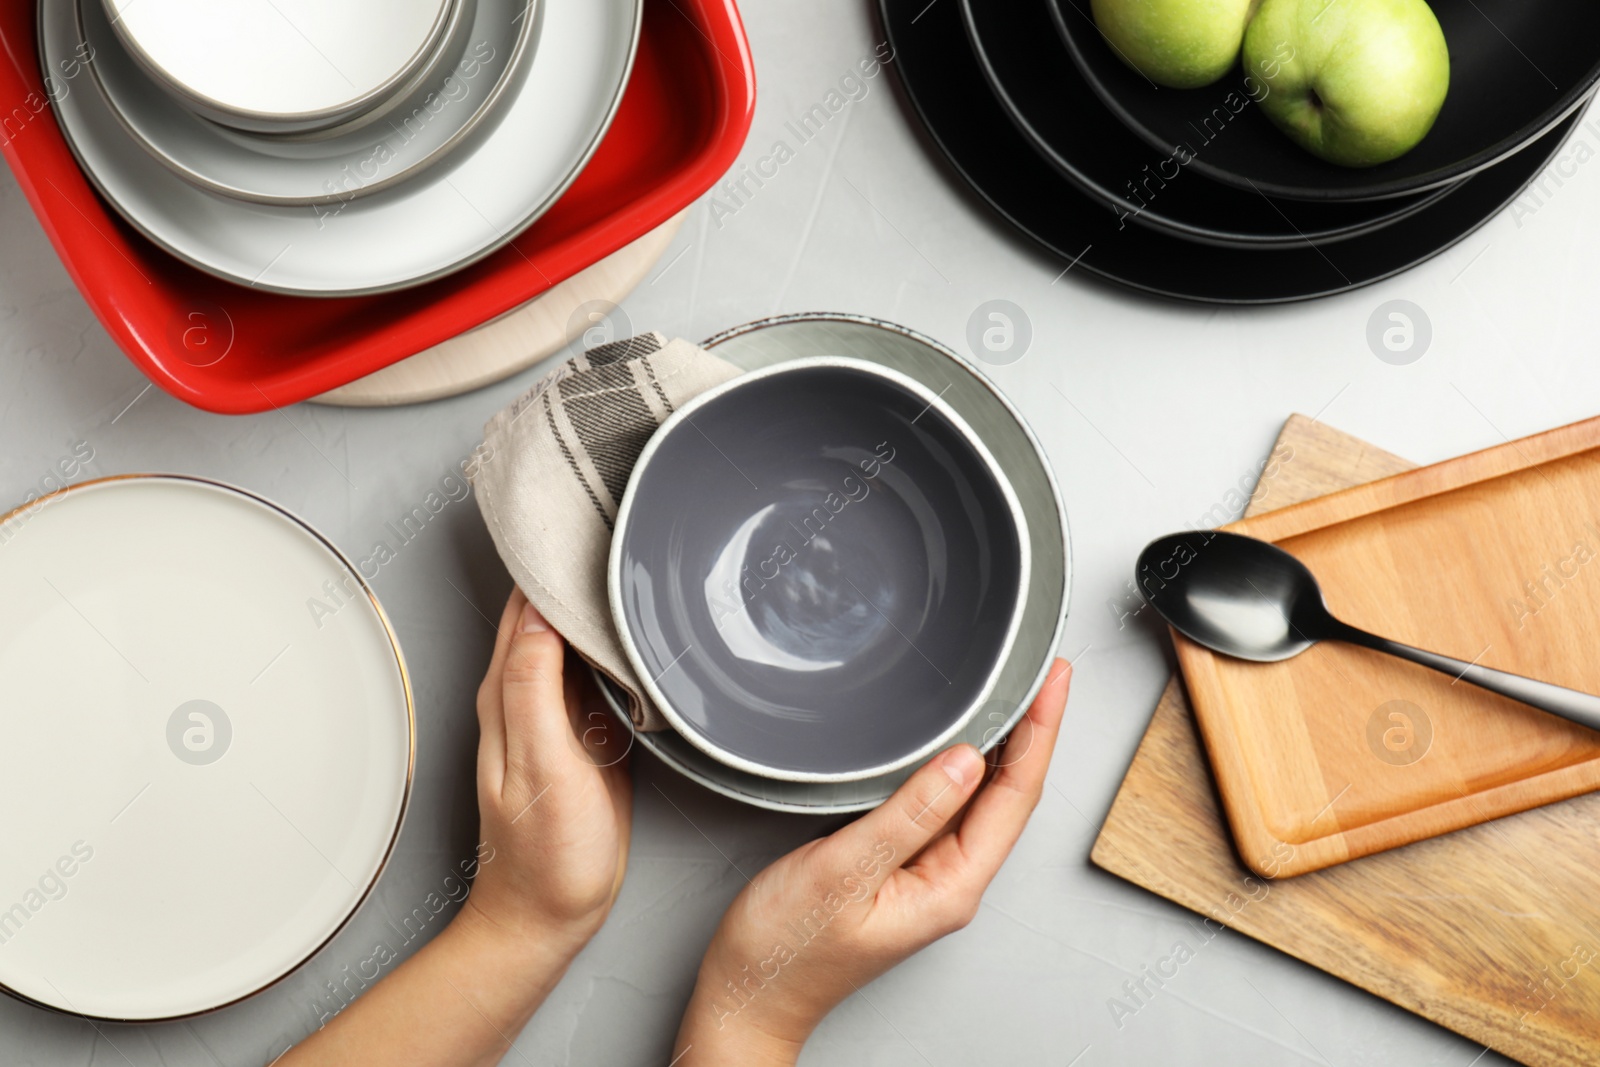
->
1050, 0, 1600, 202
962, 0, 1455, 249
879, 0, 1580, 304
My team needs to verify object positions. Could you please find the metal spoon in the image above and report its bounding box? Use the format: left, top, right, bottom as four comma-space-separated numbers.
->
1137, 530, 1600, 732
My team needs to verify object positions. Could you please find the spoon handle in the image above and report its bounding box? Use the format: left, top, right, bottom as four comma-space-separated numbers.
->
1335, 624, 1600, 733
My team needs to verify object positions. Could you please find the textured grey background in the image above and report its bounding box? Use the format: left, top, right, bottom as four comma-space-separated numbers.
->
4, 0, 1598, 1062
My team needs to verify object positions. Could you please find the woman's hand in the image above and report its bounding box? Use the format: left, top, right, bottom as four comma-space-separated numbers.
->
673, 660, 1072, 1065
463, 588, 634, 951
277, 588, 633, 1067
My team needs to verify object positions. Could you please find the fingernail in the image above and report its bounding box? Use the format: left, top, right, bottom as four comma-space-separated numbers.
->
520, 601, 548, 634
942, 746, 982, 789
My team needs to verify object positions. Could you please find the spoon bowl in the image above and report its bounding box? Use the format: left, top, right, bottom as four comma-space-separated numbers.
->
1137, 531, 1323, 661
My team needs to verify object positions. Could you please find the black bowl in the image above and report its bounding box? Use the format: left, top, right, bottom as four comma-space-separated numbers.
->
962, 0, 1458, 248
1050, 0, 1600, 201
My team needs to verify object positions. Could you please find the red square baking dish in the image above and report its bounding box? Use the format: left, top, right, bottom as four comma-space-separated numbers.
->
0, 0, 753, 414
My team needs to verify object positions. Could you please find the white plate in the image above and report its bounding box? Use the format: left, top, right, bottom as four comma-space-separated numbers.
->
0, 476, 413, 1021
600, 315, 1072, 815
83, 0, 536, 206
104, 0, 458, 133
41, 0, 640, 295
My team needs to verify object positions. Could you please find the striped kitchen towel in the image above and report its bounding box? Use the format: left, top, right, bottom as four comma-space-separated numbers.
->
470, 332, 743, 730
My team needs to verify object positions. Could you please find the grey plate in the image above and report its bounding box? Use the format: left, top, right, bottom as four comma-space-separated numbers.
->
82, 0, 537, 206
609, 357, 1031, 783
598, 314, 1070, 813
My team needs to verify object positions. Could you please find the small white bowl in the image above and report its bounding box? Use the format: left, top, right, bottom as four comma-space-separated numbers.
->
80, 0, 526, 206
102, 0, 461, 135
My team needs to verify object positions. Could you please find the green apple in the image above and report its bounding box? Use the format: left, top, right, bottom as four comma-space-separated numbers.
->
1243, 0, 1450, 167
1090, 0, 1262, 89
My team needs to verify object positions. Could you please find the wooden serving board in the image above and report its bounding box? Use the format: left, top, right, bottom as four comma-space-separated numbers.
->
1177, 415, 1600, 878
1094, 415, 1600, 1067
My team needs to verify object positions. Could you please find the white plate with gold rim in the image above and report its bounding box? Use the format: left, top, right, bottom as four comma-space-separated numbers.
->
0, 476, 413, 1021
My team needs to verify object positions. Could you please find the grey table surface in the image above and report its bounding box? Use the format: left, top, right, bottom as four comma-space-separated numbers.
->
4, 0, 1597, 1063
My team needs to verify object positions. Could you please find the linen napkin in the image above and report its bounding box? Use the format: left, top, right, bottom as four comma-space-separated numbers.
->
469, 332, 744, 730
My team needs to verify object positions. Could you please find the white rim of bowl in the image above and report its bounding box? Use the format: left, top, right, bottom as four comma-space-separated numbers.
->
589, 666, 909, 812
79, 0, 538, 206
256, 0, 484, 145
0, 473, 415, 1023
608, 355, 1033, 784
100, 0, 462, 134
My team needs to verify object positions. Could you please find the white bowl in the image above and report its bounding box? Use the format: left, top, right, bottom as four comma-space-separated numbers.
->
102, 0, 462, 135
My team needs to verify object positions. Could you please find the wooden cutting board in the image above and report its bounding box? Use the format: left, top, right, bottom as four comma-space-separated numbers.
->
1094, 415, 1600, 1067
1176, 415, 1600, 878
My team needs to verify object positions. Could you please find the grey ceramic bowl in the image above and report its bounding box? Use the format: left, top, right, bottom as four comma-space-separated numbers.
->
596, 315, 1070, 815
609, 356, 1031, 783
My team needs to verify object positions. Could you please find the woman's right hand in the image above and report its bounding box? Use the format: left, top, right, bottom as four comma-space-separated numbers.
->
463, 588, 634, 951
673, 660, 1072, 1065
